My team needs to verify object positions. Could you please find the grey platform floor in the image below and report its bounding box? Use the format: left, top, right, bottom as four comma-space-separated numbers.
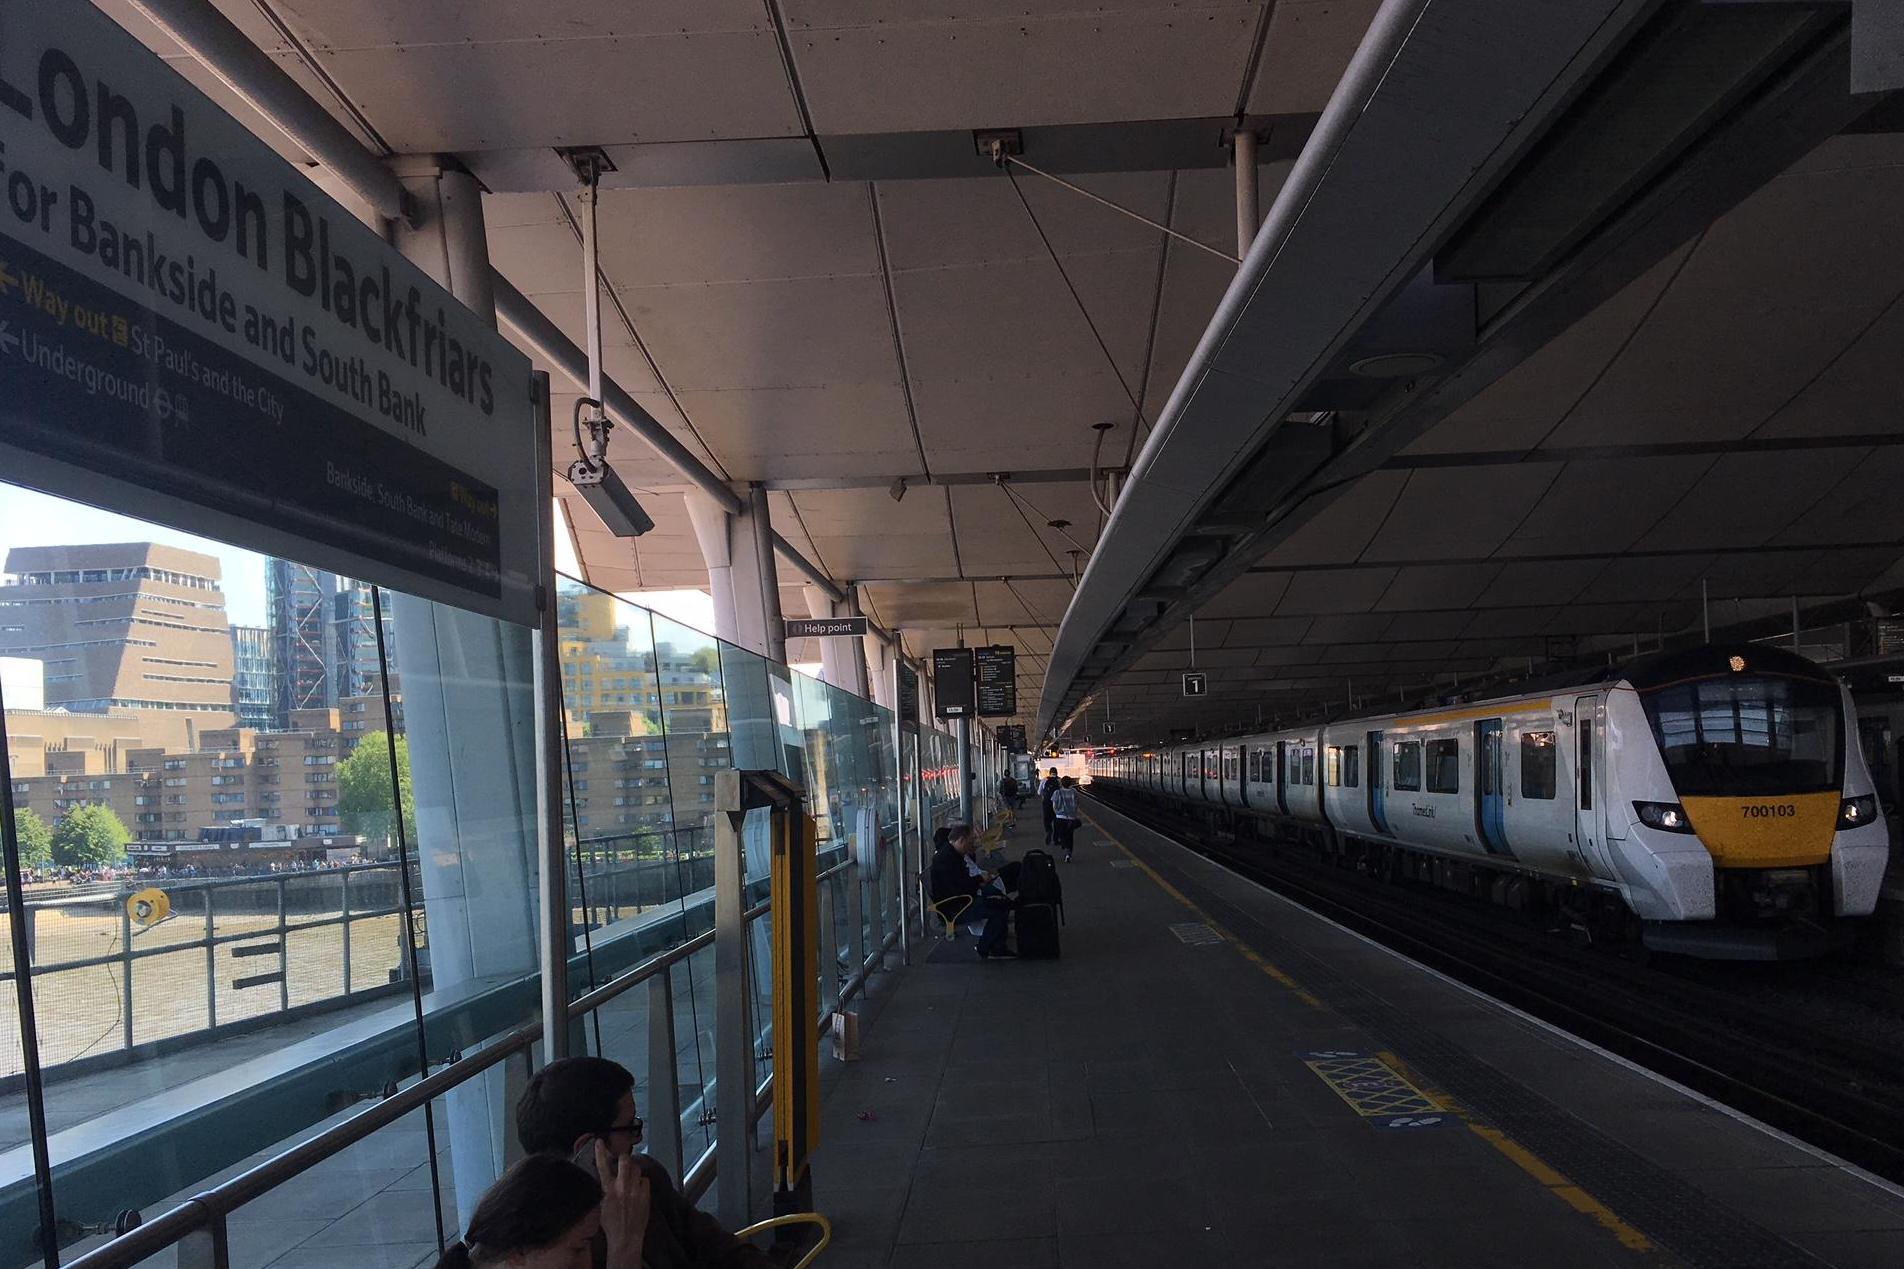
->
803, 800, 1904, 1268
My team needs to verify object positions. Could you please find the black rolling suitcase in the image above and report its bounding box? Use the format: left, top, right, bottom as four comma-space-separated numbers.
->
1016, 849, 1064, 916
1016, 902, 1061, 959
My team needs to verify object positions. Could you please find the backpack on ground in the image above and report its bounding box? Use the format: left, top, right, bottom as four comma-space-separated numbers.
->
1015, 849, 1063, 919
1016, 901, 1061, 959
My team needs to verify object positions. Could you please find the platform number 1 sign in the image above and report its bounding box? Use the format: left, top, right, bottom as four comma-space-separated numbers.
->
1182, 672, 1207, 698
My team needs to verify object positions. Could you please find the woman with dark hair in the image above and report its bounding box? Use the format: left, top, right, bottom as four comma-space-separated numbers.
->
436, 1148, 647, 1269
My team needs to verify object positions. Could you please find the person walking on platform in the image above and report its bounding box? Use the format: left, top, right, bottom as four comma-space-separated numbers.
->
1039, 766, 1061, 844
516, 1056, 774, 1268
1051, 776, 1082, 862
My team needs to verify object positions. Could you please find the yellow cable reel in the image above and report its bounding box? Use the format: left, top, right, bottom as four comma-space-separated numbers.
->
127, 888, 171, 928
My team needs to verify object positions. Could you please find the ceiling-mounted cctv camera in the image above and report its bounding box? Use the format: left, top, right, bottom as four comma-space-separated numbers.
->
889, 476, 908, 503
568, 457, 654, 537
569, 395, 653, 537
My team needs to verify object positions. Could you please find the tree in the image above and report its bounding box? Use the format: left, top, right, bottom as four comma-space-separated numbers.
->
51, 804, 130, 869
11, 808, 53, 869
689, 646, 721, 676
338, 732, 418, 847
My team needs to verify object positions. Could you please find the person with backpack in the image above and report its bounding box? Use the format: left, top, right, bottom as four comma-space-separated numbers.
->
1039, 767, 1061, 844
1051, 777, 1082, 862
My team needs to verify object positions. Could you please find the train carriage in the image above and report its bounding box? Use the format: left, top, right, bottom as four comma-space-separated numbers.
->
1087, 644, 1889, 959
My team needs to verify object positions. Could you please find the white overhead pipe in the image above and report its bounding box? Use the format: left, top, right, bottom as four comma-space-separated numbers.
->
124, 0, 410, 224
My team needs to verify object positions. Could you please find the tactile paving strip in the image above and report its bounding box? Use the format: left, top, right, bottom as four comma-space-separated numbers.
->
1110, 813, 1839, 1269
1169, 921, 1226, 946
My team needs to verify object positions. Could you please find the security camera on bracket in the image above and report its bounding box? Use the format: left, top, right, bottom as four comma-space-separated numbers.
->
567, 396, 654, 537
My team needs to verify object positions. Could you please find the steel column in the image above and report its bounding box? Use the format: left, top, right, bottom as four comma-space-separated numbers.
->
1233, 128, 1260, 258
713, 784, 753, 1230
748, 484, 787, 665
957, 717, 973, 826
646, 972, 683, 1181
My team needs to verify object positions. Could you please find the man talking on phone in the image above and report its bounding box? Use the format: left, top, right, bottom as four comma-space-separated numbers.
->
515, 1056, 774, 1269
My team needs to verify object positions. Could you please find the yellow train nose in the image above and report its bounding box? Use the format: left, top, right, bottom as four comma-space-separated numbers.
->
1677, 792, 1837, 868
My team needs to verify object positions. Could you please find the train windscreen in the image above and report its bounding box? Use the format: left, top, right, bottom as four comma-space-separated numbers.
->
1639, 674, 1842, 797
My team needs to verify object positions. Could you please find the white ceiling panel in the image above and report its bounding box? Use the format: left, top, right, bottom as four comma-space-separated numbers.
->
1378, 611, 1474, 642
594, 184, 879, 286
303, 34, 800, 151
1274, 568, 1398, 615
1549, 153, 1904, 447
1406, 246, 1691, 457
1635, 450, 1865, 553
274, 1, 769, 45
787, 5, 1264, 133
671, 384, 918, 481
1358, 466, 1560, 563
1471, 559, 1606, 609
1200, 572, 1292, 619
894, 256, 1157, 400
1219, 616, 1314, 646
788, 488, 958, 580
1755, 302, 1904, 441
1258, 471, 1407, 567
878, 173, 1173, 270
1369, 564, 1501, 612
616, 275, 898, 391
1772, 449, 1904, 547
909, 369, 1137, 472
1573, 556, 1715, 605
1301, 614, 1395, 644
1247, 0, 1382, 116
950, 484, 1105, 577
1498, 456, 1714, 557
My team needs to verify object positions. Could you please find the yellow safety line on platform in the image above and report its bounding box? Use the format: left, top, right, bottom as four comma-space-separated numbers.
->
1088, 814, 1327, 1010
1089, 810, 1656, 1257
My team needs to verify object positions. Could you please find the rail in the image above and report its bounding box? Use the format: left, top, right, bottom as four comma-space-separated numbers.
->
2, 830, 729, 1085
52, 835, 919, 1269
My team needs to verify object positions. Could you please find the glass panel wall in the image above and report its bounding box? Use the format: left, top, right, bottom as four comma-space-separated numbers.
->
1, 481, 926, 1268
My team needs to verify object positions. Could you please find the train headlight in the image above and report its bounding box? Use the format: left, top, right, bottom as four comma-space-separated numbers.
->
1633, 801, 1696, 834
1837, 794, 1878, 830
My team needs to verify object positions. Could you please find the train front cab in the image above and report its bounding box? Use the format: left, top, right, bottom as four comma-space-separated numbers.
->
1616, 645, 1890, 957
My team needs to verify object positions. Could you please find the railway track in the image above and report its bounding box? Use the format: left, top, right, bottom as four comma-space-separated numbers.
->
1091, 790, 1904, 1186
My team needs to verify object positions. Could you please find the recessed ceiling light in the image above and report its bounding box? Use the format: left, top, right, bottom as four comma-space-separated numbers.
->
1348, 352, 1443, 379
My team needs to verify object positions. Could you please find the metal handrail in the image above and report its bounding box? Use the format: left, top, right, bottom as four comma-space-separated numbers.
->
56, 852, 890, 1269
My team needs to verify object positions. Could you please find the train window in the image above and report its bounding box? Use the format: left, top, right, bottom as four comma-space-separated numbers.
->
1261, 747, 1274, 783
1247, 748, 1260, 783
1520, 731, 1557, 799
1344, 745, 1360, 788
1394, 741, 1422, 791
1301, 747, 1316, 786
1183, 753, 1196, 783
1325, 746, 1342, 786
1426, 739, 1460, 793
1579, 720, 1593, 810
1640, 674, 1842, 795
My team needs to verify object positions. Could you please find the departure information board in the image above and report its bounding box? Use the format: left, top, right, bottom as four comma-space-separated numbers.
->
932, 648, 974, 719
975, 645, 1016, 716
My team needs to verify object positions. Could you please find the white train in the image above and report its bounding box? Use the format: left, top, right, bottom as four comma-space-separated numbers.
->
1088, 644, 1891, 959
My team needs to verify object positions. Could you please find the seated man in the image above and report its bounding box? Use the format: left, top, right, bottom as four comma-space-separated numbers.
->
930, 821, 1015, 959
516, 1055, 774, 1269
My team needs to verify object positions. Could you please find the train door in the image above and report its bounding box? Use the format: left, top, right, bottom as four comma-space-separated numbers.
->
1474, 719, 1512, 856
1367, 729, 1389, 835
1275, 742, 1290, 816
1573, 696, 1603, 870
